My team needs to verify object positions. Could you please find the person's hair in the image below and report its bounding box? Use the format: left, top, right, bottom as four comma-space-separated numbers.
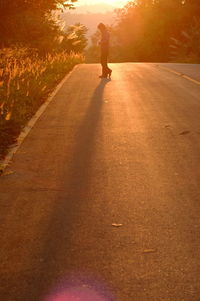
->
98, 23, 106, 31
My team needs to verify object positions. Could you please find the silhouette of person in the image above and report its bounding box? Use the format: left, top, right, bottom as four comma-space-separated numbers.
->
98, 23, 112, 79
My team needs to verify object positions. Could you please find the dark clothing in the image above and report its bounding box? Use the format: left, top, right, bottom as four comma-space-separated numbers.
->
101, 49, 111, 77
100, 30, 110, 51
99, 30, 112, 77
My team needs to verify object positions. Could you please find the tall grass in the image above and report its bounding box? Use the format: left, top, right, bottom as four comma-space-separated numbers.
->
0, 48, 84, 159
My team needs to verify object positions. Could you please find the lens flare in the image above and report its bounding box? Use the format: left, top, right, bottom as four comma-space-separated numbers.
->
44, 274, 114, 301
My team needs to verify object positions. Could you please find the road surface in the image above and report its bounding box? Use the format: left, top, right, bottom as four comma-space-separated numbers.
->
0, 63, 200, 301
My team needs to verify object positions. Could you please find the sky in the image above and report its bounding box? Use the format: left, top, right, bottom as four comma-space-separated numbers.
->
76, 0, 129, 8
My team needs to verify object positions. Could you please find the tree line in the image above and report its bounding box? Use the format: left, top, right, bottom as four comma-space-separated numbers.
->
88, 0, 200, 63
1, 0, 200, 61
0, 0, 88, 54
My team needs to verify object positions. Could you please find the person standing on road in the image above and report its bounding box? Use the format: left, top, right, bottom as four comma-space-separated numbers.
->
98, 23, 112, 79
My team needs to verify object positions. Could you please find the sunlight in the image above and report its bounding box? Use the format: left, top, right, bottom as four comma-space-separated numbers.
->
77, 0, 129, 7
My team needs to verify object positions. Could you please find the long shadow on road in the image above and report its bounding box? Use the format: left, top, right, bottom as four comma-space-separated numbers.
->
33, 78, 111, 301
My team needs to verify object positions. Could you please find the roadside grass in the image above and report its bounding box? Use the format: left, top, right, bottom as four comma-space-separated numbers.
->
0, 48, 84, 160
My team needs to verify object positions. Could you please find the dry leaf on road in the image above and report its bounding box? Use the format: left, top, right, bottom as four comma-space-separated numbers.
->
143, 249, 156, 253
112, 223, 123, 227
179, 130, 190, 135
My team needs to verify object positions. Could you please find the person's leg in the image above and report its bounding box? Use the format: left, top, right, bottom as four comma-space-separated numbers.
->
104, 52, 112, 77
106, 66, 112, 78
100, 50, 112, 78
100, 51, 108, 77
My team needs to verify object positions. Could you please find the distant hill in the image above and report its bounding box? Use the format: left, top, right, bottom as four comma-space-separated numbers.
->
61, 4, 117, 43
68, 3, 116, 14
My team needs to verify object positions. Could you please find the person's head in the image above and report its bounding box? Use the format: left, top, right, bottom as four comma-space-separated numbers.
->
98, 23, 106, 32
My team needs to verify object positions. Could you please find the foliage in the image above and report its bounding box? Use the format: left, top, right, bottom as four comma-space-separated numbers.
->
85, 31, 100, 63
170, 18, 200, 63
61, 23, 88, 53
0, 0, 77, 50
0, 47, 84, 159
87, 0, 200, 63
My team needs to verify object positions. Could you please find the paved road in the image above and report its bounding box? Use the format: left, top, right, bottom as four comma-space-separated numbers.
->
0, 63, 200, 301
157, 63, 200, 82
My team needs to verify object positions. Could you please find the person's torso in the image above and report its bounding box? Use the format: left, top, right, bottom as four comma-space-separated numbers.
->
100, 30, 110, 50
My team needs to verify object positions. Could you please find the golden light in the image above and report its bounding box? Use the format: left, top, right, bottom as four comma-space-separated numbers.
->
77, 0, 129, 7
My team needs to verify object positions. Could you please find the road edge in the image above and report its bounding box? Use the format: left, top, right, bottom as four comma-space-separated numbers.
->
0, 64, 78, 175
156, 64, 200, 86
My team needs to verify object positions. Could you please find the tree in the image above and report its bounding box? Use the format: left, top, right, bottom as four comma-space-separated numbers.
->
170, 18, 200, 63
61, 23, 88, 53
108, 0, 200, 62
0, 0, 77, 48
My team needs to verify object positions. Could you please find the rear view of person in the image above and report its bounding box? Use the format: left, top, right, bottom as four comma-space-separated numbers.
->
98, 23, 112, 79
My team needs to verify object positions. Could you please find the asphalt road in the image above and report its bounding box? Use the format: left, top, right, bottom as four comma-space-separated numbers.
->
0, 63, 200, 301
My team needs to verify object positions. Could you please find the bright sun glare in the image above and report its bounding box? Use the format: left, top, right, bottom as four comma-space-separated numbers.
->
78, 0, 129, 7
